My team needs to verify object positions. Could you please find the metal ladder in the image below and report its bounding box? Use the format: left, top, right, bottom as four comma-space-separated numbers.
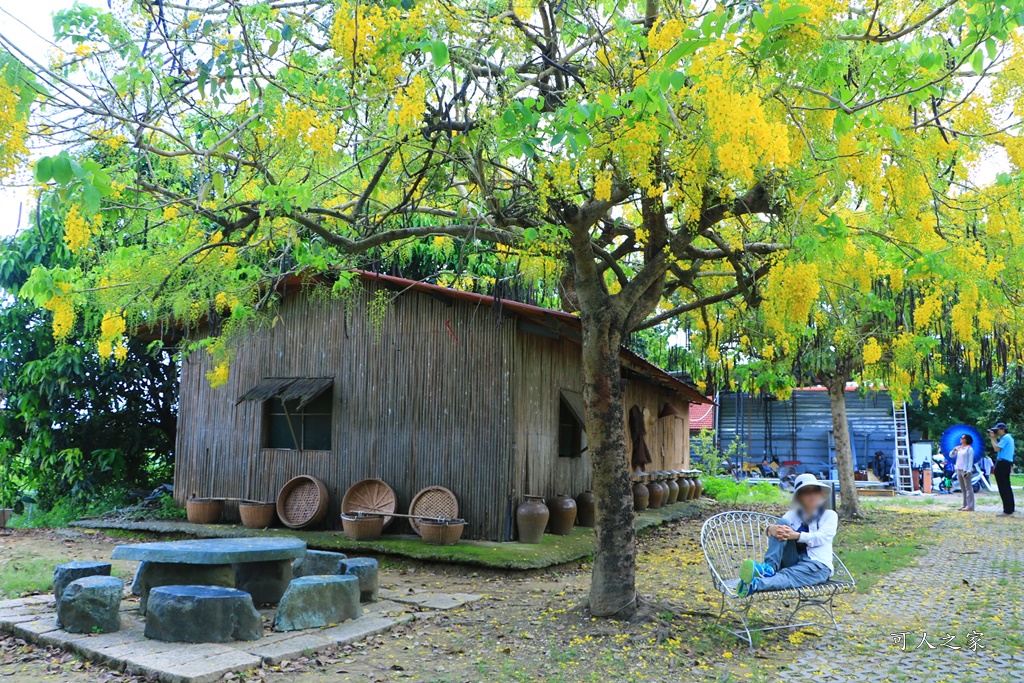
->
892, 402, 914, 493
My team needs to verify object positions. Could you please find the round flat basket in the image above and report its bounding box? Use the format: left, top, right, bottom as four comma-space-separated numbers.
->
342, 479, 397, 529
276, 475, 329, 529
408, 486, 459, 536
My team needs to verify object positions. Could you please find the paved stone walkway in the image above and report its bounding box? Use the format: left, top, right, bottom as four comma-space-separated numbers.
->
0, 589, 481, 683
776, 509, 1024, 683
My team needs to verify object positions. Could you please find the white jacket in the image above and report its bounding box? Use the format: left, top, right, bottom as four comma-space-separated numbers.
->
779, 508, 838, 573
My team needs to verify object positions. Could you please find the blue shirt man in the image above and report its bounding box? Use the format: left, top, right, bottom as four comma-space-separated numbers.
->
989, 422, 1016, 515
997, 433, 1015, 462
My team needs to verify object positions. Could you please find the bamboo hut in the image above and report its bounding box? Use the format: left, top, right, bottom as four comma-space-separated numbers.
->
173, 271, 711, 541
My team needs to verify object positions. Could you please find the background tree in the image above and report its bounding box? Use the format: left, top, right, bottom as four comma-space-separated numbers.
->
0, 207, 178, 511
4, 0, 1024, 616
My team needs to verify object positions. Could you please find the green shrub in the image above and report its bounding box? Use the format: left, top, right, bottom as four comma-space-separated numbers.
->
153, 493, 186, 520
701, 476, 788, 505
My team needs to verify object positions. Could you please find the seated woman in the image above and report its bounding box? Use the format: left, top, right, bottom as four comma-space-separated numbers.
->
736, 473, 837, 596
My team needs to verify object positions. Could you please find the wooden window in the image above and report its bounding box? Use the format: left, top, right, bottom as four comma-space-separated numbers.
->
558, 390, 587, 458
265, 389, 333, 450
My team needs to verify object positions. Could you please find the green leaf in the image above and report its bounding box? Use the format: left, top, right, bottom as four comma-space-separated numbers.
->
971, 49, 984, 75
69, 159, 86, 180
523, 227, 538, 242
34, 157, 52, 183
669, 71, 687, 91
833, 111, 854, 137
212, 172, 225, 197
82, 184, 101, 213
51, 156, 73, 185
429, 41, 449, 66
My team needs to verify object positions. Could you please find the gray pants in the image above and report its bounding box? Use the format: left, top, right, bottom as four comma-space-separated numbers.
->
754, 522, 831, 592
957, 470, 975, 510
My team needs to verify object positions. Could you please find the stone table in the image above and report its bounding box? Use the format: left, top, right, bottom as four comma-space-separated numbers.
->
112, 538, 306, 613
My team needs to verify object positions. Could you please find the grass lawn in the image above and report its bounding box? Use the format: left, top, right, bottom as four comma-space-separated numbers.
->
834, 504, 940, 592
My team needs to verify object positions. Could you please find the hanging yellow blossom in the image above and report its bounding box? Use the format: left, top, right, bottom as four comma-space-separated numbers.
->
862, 337, 883, 365
206, 361, 230, 388
97, 310, 127, 359
0, 78, 28, 179
42, 283, 76, 342
63, 205, 94, 253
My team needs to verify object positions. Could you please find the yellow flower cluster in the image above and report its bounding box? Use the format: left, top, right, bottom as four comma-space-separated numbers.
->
43, 283, 75, 342
97, 310, 128, 362
647, 19, 685, 54
913, 291, 942, 329
762, 262, 820, 348
863, 337, 883, 365
387, 75, 428, 132
690, 48, 791, 187
594, 169, 612, 201
0, 79, 28, 178
64, 205, 97, 253
206, 361, 230, 388
277, 103, 338, 156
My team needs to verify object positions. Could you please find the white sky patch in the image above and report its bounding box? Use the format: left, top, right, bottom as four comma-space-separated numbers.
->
0, 0, 103, 237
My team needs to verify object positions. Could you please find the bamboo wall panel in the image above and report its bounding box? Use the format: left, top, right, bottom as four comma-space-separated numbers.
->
175, 282, 515, 540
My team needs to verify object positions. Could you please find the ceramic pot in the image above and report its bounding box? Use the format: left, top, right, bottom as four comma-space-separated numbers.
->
693, 473, 704, 499
546, 494, 578, 535
678, 472, 691, 501
517, 495, 550, 543
657, 474, 671, 502
632, 481, 649, 511
665, 475, 680, 504
646, 481, 664, 509
0, 509, 12, 529
575, 490, 596, 527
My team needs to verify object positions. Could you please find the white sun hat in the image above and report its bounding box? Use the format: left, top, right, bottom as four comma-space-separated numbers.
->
791, 473, 832, 502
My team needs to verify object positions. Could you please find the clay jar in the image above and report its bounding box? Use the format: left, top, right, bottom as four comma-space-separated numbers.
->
632, 475, 649, 511
516, 495, 549, 543
657, 472, 671, 502
677, 471, 692, 501
646, 476, 664, 509
692, 472, 704, 499
546, 494, 577, 535
575, 490, 596, 527
665, 473, 680, 504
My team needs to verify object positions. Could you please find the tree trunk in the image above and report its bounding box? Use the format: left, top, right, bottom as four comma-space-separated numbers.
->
827, 377, 864, 519
581, 312, 637, 619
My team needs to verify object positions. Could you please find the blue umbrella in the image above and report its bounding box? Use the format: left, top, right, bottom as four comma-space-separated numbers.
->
940, 424, 985, 465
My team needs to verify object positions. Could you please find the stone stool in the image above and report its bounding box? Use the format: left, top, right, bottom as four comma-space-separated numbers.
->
273, 575, 361, 632
53, 561, 112, 602
132, 562, 235, 615
293, 549, 348, 577
144, 585, 263, 643
56, 576, 123, 634
341, 558, 378, 603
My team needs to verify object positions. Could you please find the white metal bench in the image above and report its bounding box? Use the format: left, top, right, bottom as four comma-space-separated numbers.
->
700, 510, 856, 651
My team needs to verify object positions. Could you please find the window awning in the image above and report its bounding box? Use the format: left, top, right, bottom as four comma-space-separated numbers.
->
560, 389, 586, 426
237, 377, 333, 409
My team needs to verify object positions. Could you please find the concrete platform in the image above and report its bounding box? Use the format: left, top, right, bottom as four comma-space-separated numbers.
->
0, 586, 486, 682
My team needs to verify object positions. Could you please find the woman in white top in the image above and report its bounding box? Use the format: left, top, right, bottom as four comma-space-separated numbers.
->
952, 434, 976, 512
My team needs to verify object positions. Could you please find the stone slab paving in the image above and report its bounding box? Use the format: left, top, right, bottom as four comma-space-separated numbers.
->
774, 511, 1023, 683
0, 584, 477, 682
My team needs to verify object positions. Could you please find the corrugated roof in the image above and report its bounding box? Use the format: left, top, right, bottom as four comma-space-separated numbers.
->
237, 377, 333, 407
689, 401, 716, 431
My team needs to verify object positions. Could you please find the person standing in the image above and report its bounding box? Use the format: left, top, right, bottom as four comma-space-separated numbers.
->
952, 434, 976, 512
988, 422, 1016, 515
980, 453, 995, 489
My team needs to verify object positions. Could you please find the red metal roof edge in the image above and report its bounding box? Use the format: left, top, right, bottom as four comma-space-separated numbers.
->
353, 271, 713, 405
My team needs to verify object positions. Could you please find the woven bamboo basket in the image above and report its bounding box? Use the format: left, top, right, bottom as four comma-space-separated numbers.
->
341, 513, 384, 541
276, 476, 329, 529
186, 498, 224, 524
408, 486, 459, 536
342, 479, 397, 529
419, 519, 465, 546
238, 501, 276, 529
